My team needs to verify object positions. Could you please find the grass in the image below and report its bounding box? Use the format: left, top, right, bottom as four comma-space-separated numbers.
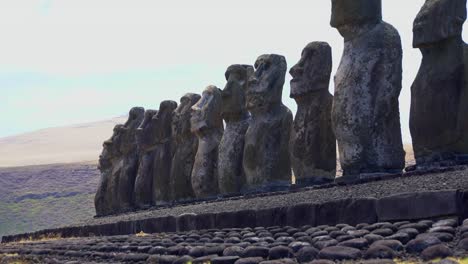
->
0, 163, 99, 238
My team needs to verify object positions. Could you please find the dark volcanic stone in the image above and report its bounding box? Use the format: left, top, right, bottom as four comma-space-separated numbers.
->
429, 226, 456, 234
289, 42, 336, 184
295, 246, 319, 263
385, 233, 411, 244
170, 93, 200, 202
458, 238, 468, 250
191, 86, 223, 199
268, 246, 294, 260
364, 234, 384, 244
406, 236, 442, 253
421, 244, 453, 261
318, 246, 362, 260
234, 257, 265, 264
315, 239, 338, 250
189, 246, 206, 257
218, 64, 252, 195
331, 0, 405, 177
397, 228, 419, 239
288, 241, 311, 253
364, 245, 396, 259
174, 255, 194, 264
371, 228, 394, 237
224, 246, 245, 257
410, 0, 468, 165
337, 238, 368, 249
259, 259, 296, 264
418, 232, 454, 243
212, 256, 241, 264
371, 240, 403, 252
243, 246, 269, 258
243, 54, 293, 191
147, 255, 178, 264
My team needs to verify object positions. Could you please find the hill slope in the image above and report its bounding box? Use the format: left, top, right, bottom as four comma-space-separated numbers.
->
0, 117, 127, 167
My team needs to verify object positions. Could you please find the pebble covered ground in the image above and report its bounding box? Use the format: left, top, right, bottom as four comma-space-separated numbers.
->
80, 167, 468, 226
1, 217, 468, 263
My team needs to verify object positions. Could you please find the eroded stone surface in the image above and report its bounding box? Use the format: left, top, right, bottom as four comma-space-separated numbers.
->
95, 124, 125, 216
191, 86, 224, 199
243, 54, 293, 192
116, 107, 145, 212
331, 0, 405, 178
410, 0, 468, 166
134, 109, 158, 209
289, 42, 336, 185
152, 101, 178, 205
170, 93, 201, 202
219, 65, 253, 195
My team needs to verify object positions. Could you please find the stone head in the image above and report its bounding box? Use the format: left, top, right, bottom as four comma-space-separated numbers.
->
99, 124, 124, 170
136, 109, 158, 150
153, 100, 178, 141
221, 64, 254, 120
120, 106, 145, 154
246, 54, 287, 112
330, 0, 382, 37
191, 85, 223, 134
290, 42, 332, 99
173, 93, 202, 138
413, 0, 466, 47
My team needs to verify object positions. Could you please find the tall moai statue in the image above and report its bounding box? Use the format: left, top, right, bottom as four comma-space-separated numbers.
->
289, 42, 336, 185
410, 0, 468, 167
170, 93, 201, 202
218, 65, 253, 195
191, 86, 224, 199
134, 109, 158, 209
152, 100, 178, 205
243, 54, 293, 192
116, 107, 145, 212
330, 0, 405, 178
95, 124, 124, 216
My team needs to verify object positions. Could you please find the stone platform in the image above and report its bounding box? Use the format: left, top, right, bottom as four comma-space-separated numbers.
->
2, 166, 468, 244
1, 217, 468, 263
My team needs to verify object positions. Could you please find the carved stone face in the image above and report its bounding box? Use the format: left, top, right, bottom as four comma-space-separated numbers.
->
331, 0, 382, 35
153, 100, 177, 141
290, 42, 332, 99
172, 93, 201, 139
221, 64, 253, 119
191, 85, 223, 134
99, 124, 124, 170
136, 110, 158, 150
120, 107, 145, 154
246, 54, 287, 112
413, 0, 466, 47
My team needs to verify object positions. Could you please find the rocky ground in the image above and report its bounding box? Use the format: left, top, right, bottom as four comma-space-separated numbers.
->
1, 217, 468, 263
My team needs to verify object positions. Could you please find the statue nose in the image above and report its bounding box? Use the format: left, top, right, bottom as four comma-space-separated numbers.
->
290, 66, 303, 78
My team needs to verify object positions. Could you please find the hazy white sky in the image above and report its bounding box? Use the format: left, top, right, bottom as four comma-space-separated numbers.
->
0, 0, 466, 143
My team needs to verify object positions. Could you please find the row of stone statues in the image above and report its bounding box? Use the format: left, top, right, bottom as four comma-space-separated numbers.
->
95, 0, 468, 216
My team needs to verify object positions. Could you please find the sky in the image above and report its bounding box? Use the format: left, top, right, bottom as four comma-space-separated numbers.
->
0, 0, 466, 143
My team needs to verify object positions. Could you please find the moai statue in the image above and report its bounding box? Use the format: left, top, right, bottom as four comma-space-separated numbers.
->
218, 65, 253, 195
243, 54, 293, 192
289, 42, 336, 186
409, 0, 468, 167
134, 109, 158, 209
152, 100, 178, 205
116, 107, 145, 212
170, 93, 201, 202
330, 0, 405, 179
191, 86, 224, 199
95, 124, 124, 216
